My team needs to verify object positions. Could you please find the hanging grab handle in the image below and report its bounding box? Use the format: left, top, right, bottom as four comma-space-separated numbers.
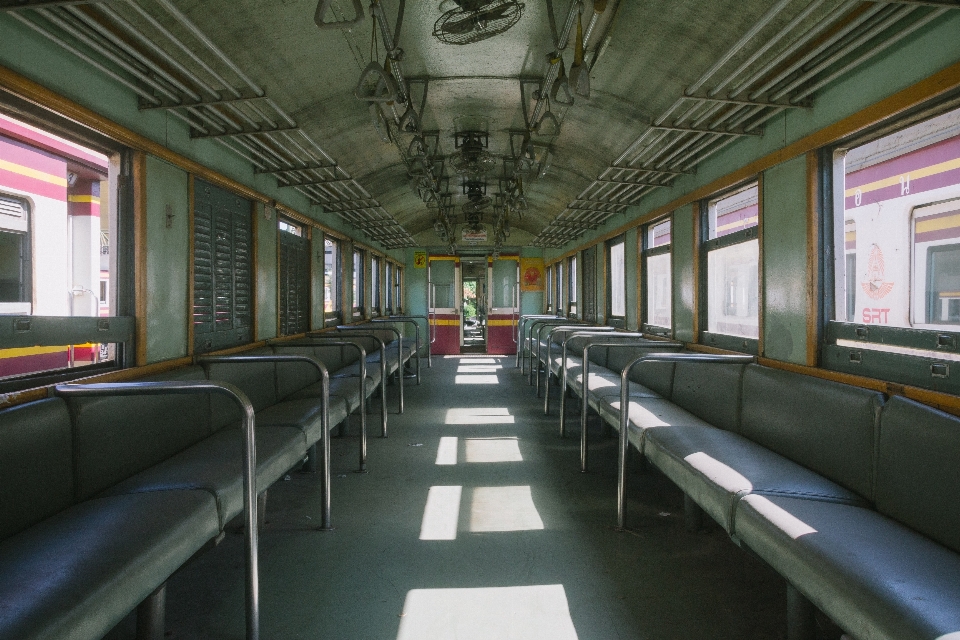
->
315, 0, 365, 30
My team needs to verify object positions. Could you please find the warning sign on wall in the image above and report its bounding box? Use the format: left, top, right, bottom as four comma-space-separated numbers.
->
520, 257, 545, 292
413, 251, 427, 268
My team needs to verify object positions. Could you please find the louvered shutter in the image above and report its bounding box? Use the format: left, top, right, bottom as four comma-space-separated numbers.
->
279, 228, 309, 335
582, 246, 597, 322
193, 180, 253, 353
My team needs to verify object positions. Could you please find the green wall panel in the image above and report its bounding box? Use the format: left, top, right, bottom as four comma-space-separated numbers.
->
672, 208, 695, 342
145, 156, 188, 364
405, 248, 428, 318
762, 156, 809, 364
256, 204, 277, 341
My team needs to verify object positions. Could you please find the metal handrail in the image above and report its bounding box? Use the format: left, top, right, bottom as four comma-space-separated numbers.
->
517, 315, 554, 370
542, 323, 605, 412
516, 315, 560, 368
199, 355, 333, 532
333, 324, 405, 414
538, 321, 600, 395
282, 334, 387, 438
375, 315, 426, 380
54, 380, 262, 640
616, 354, 755, 530
269, 339, 375, 462
579, 337, 683, 472
526, 318, 580, 381
557, 329, 618, 436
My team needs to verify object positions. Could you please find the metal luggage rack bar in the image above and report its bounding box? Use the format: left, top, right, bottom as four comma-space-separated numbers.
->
534, 0, 955, 246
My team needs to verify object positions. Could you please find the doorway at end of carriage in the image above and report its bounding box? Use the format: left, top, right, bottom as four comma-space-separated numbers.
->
427, 254, 519, 356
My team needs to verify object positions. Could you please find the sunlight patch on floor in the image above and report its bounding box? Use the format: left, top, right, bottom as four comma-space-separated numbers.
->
465, 438, 523, 463
396, 585, 579, 640
455, 374, 500, 385
469, 486, 544, 532
445, 407, 514, 424
435, 437, 458, 465
457, 365, 503, 373
420, 486, 462, 540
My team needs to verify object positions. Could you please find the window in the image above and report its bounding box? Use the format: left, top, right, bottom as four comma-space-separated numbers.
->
0, 113, 125, 382
193, 179, 253, 353
324, 236, 341, 325
702, 183, 759, 350
0, 195, 30, 314
545, 265, 553, 313
567, 255, 577, 317
385, 261, 394, 314
827, 105, 960, 389
643, 218, 672, 333
606, 236, 626, 324
553, 262, 565, 316
352, 249, 364, 317
371, 255, 382, 317
278, 218, 309, 336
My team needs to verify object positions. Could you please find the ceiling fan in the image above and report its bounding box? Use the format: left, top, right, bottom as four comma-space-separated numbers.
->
433, 0, 525, 46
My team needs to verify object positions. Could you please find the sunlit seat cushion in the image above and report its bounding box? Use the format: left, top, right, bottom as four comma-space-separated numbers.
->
645, 426, 867, 533
735, 494, 960, 640
599, 397, 710, 452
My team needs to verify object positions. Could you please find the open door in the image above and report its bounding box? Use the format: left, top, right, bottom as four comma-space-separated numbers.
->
428, 256, 461, 355
486, 255, 519, 354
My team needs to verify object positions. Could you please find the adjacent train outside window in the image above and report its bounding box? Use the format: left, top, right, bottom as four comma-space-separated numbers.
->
643, 217, 672, 334
606, 235, 626, 326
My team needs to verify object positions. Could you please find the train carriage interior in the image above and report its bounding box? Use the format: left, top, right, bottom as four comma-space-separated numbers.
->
1, 1, 960, 639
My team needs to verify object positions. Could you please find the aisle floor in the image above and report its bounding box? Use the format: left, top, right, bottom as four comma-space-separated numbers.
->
120, 355, 797, 639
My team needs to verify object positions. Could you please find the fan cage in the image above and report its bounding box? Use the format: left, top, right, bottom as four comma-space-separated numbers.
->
433, 1, 524, 46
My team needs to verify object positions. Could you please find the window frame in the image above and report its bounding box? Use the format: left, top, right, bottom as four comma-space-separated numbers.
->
394, 265, 403, 314
371, 254, 382, 317
699, 181, 760, 354
545, 264, 553, 313
821, 104, 960, 394
323, 235, 342, 326
352, 248, 364, 318
0, 194, 32, 314
641, 217, 673, 336
567, 255, 577, 317
605, 234, 626, 327
277, 217, 309, 336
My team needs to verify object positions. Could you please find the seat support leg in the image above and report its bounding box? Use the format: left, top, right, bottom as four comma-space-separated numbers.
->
787, 583, 816, 640
683, 494, 703, 532
305, 443, 318, 473
136, 584, 166, 640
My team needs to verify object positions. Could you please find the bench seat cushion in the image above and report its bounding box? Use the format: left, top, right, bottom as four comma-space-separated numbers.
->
735, 494, 960, 640
0, 490, 218, 640
598, 397, 710, 452
644, 426, 868, 533
257, 396, 347, 444
101, 426, 306, 529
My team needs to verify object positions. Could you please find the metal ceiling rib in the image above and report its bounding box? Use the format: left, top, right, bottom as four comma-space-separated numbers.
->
533, 0, 957, 248
5, 0, 417, 248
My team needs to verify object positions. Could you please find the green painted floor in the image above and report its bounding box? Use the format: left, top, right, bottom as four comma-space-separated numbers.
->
112, 355, 811, 639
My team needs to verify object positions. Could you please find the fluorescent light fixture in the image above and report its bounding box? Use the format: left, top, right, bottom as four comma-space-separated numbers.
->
445, 407, 514, 425
469, 486, 544, 532
455, 375, 500, 385
436, 437, 458, 465
465, 438, 523, 463
420, 486, 462, 540
396, 585, 579, 640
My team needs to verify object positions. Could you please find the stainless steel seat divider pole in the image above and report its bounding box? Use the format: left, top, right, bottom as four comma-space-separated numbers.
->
298, 334, 388, 437
616, 353, 754, 530
54, 378, 270, 640
579, 337, 683, 473
543, 324, 595, 415
558, 329, 614, 437
376, 316, 425, 382
338, 324, 404, 413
